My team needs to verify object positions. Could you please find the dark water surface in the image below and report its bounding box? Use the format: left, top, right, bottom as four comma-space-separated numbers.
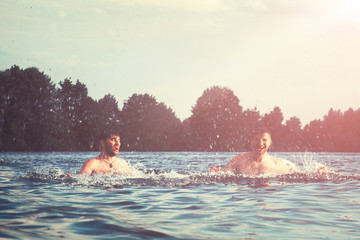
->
1, 152, 360, 239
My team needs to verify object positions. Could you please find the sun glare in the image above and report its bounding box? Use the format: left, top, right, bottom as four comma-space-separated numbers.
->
331, 0, 360, 23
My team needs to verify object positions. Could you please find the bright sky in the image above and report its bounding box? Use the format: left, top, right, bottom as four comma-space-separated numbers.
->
1, 0, 360, 125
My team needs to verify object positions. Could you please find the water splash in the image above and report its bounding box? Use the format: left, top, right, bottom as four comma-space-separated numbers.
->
301, 153, 330, 173
21, 168, 72, 184
13, 152, 360, 189
18, 165, 360, 190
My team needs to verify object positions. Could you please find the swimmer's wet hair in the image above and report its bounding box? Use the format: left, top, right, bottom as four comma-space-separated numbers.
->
251, 127, 271, 137
99, 131, 120, 141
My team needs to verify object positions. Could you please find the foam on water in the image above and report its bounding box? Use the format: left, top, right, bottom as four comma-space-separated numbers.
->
18, 156, 360, 190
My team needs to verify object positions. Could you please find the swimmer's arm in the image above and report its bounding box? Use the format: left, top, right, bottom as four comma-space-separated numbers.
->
78, 159, 95, 175
209, 156, 239, 174
209, 164, 221, 174
222, 154, 246, 173
67, 165, 92, 178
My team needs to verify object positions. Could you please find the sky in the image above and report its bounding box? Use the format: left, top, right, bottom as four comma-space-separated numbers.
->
1, 0, 360, 125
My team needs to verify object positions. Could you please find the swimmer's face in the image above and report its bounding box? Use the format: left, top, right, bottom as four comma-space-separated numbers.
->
102, 135, 121, 156
251, 132, 271, 155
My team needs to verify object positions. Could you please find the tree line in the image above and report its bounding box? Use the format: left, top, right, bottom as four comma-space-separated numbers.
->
1, 65, 359, 152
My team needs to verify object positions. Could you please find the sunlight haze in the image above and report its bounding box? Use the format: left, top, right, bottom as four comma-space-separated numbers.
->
1, 0, 359, 125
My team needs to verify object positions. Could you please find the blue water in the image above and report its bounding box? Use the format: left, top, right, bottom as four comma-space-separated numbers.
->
1, 152, 360, 239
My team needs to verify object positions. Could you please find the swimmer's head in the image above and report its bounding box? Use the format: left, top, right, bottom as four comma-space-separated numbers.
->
251, 128, 272, 155
99, 131, 121, 156
99, 130, 120, 141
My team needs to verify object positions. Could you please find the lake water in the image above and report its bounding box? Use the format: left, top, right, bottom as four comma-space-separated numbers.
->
1, 151, 360, 239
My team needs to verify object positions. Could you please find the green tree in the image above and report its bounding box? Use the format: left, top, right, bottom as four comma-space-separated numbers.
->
283, 116, 304, 151
188, 86, 243, 151
119, 93, 182, 151
97, 94, 122, 143
240, 107, 262, 150
323, 108, 345, 151
0, 66, 57, 151
303, 119, 328, 152
342, 108, 360, 152
56, 79, 98, 151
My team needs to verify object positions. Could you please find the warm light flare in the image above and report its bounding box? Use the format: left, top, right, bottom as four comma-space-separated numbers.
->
331, 0, 360, 23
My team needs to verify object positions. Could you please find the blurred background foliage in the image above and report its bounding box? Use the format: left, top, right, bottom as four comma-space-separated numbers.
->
1, 65, 359, 152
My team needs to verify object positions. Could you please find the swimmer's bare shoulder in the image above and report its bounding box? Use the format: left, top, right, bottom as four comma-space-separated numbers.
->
223, 152, 251, 172
79, 157, 100, 175
67, 158, 98, 177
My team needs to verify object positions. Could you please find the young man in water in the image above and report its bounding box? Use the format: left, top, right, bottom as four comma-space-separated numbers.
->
210, 129, 327, 175
78, 132, 133, 175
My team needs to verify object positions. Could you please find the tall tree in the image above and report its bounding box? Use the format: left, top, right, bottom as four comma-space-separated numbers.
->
97, 94, 122, 140
188, 86, 243, 151
119, 94, 182, 151
303, 119, 328, 152
57, 79, 97, 151
323, 108, 345, 151
240, 107, 262, 150
0, 66, 57, 151
283, 117, 304, 151
342, 108, 360, 151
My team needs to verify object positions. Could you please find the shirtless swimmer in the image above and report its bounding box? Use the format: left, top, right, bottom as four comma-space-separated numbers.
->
209, 129, 327, 175
68, 131, 132, 176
